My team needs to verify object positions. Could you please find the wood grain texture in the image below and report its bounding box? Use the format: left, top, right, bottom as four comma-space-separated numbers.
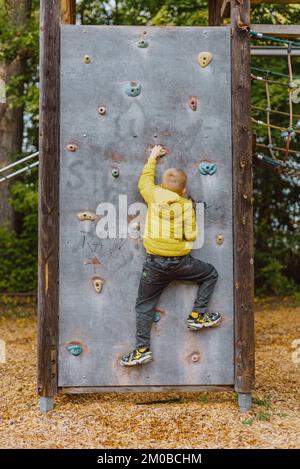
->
231, 0, 255, 393
60, 0, 76, 24
251, 24, 300, 38
208, 0, 224, 25
59, 385, 234, 394
37, 0, 60, 397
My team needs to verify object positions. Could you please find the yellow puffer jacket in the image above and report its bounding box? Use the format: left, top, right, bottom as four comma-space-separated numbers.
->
138, 158, 197, 257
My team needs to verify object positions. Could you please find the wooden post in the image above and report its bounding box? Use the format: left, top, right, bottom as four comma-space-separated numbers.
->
37, 0, 61, 407
231, 0, 255, 403
60, 0, 76, 24
208, 0, 223, 26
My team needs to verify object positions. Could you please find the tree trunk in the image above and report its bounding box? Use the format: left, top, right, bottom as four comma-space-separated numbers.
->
0, 0, 32, 228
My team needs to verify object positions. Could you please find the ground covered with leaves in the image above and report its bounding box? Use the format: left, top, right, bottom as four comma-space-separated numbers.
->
0, 296, 299, 448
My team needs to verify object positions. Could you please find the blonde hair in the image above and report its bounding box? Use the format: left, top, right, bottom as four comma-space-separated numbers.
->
161, 168, 187, 195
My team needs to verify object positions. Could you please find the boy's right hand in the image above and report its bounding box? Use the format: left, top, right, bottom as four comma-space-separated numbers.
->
149, 145, 167, 160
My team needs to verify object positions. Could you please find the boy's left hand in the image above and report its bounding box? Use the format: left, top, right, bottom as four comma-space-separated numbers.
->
149, 145, 167, 160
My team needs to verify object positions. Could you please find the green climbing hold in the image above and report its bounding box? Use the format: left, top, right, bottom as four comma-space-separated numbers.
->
137, 38, 148, 48
111, 168, 119, 178
67, 344, 83, 356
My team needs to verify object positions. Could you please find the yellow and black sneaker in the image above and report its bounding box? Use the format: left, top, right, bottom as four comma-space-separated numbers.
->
120, 347, 153, 366
187, 311, 222, 330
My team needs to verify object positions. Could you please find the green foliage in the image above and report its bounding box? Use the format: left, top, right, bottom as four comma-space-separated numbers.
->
0, 176, 38, 293
0, 1, 299, 293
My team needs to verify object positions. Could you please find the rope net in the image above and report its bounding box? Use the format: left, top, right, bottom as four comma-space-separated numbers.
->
250, 29, 300, 180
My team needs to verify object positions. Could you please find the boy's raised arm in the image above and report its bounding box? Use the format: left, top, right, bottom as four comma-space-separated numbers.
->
138, 145, 166, 203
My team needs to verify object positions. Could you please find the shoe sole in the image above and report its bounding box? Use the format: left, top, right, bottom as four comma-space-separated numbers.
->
120, 356, 153, 367
187, 316, 222, 330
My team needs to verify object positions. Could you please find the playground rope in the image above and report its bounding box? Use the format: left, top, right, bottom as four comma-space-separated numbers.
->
250, 29, 300, 165
249, 30, 300, 47
256, 143, 300, 157
256, 153, 300, 180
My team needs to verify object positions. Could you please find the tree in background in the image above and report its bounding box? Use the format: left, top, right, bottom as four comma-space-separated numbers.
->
0, 0, 299, 294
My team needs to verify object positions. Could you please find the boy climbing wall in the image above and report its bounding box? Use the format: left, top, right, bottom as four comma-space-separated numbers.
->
120, 145, 222, 366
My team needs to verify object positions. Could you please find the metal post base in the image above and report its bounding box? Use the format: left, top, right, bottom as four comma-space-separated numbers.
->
238, 393, 252, 412
39, 397, 54, 413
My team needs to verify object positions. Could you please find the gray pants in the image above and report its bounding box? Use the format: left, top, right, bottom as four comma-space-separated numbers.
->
136, 253, 218, 348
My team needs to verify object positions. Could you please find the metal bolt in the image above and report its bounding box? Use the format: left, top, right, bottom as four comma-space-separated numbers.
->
240, 160, 246, 168
191, 354, 199, 362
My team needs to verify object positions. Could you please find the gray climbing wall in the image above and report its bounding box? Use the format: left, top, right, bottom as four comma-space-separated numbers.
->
58, 25, 233, 388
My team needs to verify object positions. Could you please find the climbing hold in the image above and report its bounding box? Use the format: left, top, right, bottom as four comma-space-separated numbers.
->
191, 353, 200, 363
77, 210, 98, 222
199, 162, 217, 175
198, 52, 213, 68
137, 33, 149, 48
111, 168, 119, 178
216, 234, 224, 245
189, 96, 198, 111
92, 276, 104, 294
153, 311, 161, 323
67, 344, 83, 356
98, 106, 106, 115
123, 81, 142, 97
66, 143, 77, 152
83, 55, 91, 64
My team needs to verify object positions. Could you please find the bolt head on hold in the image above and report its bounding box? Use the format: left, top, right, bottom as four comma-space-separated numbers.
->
98, 106, 106, 115
123, 81, 142, 97
111, 168, 119, 178
199, 162, 217, 176
198, 51, 213, 68
67, 344, 83, 356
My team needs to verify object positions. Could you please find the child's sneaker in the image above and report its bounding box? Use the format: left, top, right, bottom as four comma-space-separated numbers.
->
120, 347, 153, 366
187, 311, 222, 330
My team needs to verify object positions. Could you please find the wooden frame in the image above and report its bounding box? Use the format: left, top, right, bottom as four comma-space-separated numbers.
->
38, 0, 254, 412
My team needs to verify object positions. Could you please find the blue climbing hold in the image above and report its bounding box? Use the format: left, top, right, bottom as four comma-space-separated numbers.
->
199, 162, 217, 176
67, 344, 83, 356
123, 81, 142, 97
153, 311, 161, 323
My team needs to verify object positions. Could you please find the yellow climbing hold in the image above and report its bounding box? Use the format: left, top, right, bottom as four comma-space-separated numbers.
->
198, 52, 213, 68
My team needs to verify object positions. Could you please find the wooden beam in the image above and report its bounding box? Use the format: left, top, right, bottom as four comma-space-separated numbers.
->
37, 0, 61, 398
60, 0, 76, 24
221, 0, 231, 19
208, 0, 223, 26
231, 0, 255, 394
251, 24, 300, 38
